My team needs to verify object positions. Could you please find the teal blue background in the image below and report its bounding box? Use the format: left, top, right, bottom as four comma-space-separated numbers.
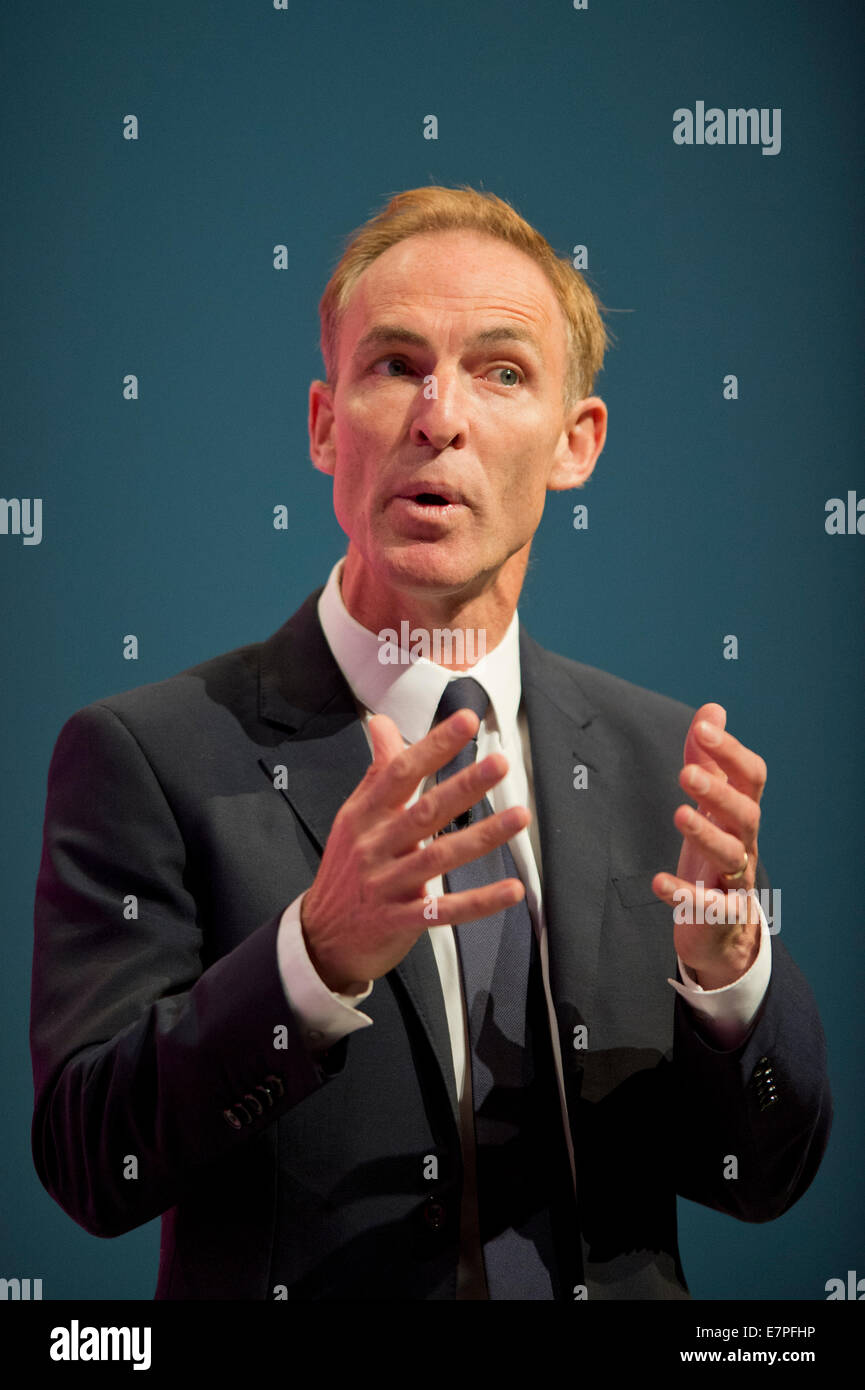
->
2, 0, 862, 1299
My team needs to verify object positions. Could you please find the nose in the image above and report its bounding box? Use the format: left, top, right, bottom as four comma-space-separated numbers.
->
408, 367, 468, 451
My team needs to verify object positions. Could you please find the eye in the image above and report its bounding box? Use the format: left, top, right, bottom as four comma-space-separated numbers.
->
489, 366, 523, 387
372, 356, 414, 377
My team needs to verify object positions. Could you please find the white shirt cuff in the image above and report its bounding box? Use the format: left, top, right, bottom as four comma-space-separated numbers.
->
276, 894, 373, 1050
667, 899, 772, 1049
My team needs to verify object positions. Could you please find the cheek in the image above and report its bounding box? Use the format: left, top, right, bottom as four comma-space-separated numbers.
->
331, 430, 364, 497
501, 452, 551, 513
330, 425, 378, 531
334, 408, 381, 478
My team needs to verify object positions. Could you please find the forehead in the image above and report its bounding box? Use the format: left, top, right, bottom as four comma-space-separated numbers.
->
338, 229, 567, 364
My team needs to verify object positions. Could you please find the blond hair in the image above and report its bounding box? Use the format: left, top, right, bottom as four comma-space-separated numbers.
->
318, 185, 613, 409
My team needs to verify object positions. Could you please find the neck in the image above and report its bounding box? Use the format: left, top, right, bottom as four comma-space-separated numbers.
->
339, 544, 528, 670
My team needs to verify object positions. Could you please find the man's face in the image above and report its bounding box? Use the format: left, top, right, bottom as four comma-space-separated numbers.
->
309, 228, 605, 606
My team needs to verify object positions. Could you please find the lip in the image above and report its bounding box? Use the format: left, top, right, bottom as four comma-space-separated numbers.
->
388, 494, 467, 529
392, 482, 466, 506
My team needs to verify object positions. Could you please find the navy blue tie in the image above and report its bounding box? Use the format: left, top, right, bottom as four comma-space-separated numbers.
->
434, 677, 575, 1300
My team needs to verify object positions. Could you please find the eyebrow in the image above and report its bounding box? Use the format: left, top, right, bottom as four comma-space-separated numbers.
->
351, 323, 545, 365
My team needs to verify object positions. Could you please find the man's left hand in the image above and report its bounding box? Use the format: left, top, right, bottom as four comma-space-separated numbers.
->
652, 703, 767, 989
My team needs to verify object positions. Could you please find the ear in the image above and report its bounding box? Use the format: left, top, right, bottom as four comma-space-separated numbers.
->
309, 379, 336, 477
546, 397, 607, 492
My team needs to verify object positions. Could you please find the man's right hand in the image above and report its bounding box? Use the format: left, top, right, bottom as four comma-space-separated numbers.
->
299, 708, 530, 992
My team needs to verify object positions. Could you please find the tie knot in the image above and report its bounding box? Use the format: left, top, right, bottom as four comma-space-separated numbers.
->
434, 676, 490, 728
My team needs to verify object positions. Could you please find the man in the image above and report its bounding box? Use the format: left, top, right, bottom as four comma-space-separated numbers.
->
30, 186, 832, 1300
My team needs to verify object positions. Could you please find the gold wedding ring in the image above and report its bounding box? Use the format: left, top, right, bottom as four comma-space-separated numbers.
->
721, 850, 749, 884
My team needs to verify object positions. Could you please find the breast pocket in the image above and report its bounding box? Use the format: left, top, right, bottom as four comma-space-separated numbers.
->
611, 872, 668, 909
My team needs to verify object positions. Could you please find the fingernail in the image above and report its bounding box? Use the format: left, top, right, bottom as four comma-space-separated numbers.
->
698, 721, 721, 744
686, 767, 709, 793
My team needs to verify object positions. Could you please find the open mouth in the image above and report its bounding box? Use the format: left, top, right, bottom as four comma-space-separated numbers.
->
390, 486, 466, 523
396, 483, 465, 507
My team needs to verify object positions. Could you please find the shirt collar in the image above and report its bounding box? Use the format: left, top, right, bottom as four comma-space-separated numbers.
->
316, 556, 522, 746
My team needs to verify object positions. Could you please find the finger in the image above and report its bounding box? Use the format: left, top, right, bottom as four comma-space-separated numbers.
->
363, 708, 481, 812
693, 720, 768, 801
678, 764, 760, 845
386, 751, 512, 856
377, 804, 530, 900
367, 712, 410, 769
672, 802, 752, 881
415, 878, 527, 930
682, 703, 727, 779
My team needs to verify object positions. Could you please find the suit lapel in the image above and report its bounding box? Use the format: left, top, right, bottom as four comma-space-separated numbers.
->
255, 589, 459, 1128
519, 625, 612, 1050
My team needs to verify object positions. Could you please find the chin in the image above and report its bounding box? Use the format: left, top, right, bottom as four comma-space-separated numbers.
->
376, 542, 483, 595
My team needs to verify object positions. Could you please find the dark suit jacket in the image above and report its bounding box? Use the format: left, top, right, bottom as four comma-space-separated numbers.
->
30, 587, 832, 1299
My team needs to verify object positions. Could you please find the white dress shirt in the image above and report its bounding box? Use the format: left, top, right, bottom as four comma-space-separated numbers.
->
275, 556, 772, 1296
